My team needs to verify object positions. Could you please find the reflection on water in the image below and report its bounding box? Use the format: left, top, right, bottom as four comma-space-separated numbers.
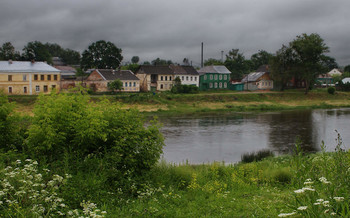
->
159, 108, 350, 164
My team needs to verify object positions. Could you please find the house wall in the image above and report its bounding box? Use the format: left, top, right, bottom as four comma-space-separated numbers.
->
199, 73, 230, 91
0, 72, 60, 95
157, 74, 174, 91
176, 75, 199, 86
87, 80, 140, 92
135, 73, 150, 91
257, 80, 273, 90
86, 71, 104, 81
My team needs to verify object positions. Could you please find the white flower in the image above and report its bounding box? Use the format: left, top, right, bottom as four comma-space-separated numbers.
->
319, 177, 331, 184
278, 211, 297, 217
294, 189, 305, 194
302, 187, 315, 192
323, 201, 330, 207
297, 206, 308, 211
304, 178, 314, 185
333, 197, 344, 202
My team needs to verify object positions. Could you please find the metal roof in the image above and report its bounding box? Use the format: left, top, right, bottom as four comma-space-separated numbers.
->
96, 69, 139, 81
241, 72, 267, 82
342, 78, 350, 84
0, 61, 60, 73
198, 65, 231, 75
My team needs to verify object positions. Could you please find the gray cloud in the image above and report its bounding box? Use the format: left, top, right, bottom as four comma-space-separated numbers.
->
1, 0, 349, 66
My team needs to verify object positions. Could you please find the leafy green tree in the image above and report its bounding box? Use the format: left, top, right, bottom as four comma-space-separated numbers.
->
290, 33, 329, 93
143, 61, 151, 65
22, 41, 52, 64
321, 56, 338, 71
107, 79, 123, 92
61, 48, 81, 65
121, 63, 139, 73
343, 65, 350, 73
224, 49, 252, 80
269, 45, 296, 91
151, 58, 173, 66
0, 42, 20, 60
250, 50, 273, 70
131, 56, 140, 64
45, 43, 64, 57
81, 40, 123, 70
204, 58, 223, 66
26, 91, 164, 184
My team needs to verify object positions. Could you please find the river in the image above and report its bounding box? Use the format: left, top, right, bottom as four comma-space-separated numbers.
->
158, 108, 350, 164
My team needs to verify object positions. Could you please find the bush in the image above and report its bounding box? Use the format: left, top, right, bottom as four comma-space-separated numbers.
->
171, 84, 199, 94
25, 91, 164, 189
241, 149, 274, 163
327, 86, 335, 94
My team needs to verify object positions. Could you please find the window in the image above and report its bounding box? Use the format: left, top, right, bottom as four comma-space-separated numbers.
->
160, 84, 163, 89
209, 83, 213, 88
219, 75, 222, 80
8, 87, 12, 94
23, 87, 27, 93
219, 82, 222, 88
210, 75, 213, 80
23, 75, 27, 81
190, 76, 193, 81
165, 76, 168, 81
41, 75, 44, 80
186, 76, 189, 81
214, 83, 218, 88
8, 75, 12, 81
133, 82, 136, 87
52, 85, 56, 89
169, 76, 172, 81
224, 83, 227, 88
47, 75, 51, 80
161, 76, 163, 81
54, 75, 58, 80
195, 77, 197, 81
125, 82, 128, 87
204, 75, 207, 80
129, 82, 132, 87
165, 84, 168, 89
34, 75, 38, 80
44, 85, 48, 92
36, 85, 40, 92
224, 75, 227, 80
214, 75, 218, 80
182, 76, 184, 81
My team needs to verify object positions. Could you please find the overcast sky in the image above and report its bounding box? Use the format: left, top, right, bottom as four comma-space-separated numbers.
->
1, 0, 349, 66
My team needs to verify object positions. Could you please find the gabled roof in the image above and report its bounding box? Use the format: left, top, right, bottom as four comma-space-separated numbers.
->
342, 78, 350, 84
169, 65, 199, 75
136, 65, 174, 75
54, 65, 76, 76
256, 65, 269, 73
96, 69, 139, 81
0, 61, 60, 73
241, 72, 267, 82
198, 65, 231, 75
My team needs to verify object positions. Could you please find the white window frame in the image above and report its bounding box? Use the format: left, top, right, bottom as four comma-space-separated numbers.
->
23, 75, 27, 81
219, 75, 222, 80
214, 75, 218, 80
35, 85, 40, 92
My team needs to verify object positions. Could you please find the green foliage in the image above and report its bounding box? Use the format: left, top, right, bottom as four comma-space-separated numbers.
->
151, 58, 173, 66
22, 41, 53, 64
241, 149, 274, 163
204, 58, 223, 66
81, 40, 123, 70
131, 56, 140, 64
121, 63, 139, 73
224, 49, 252, 80
171, 84, 199, 94
250, 50, 273, 70
343, 64, 350, 73
107, 79, 123, 92
25, 91, 164, 186
0, 42, 20, 60
327, 86, 335, 95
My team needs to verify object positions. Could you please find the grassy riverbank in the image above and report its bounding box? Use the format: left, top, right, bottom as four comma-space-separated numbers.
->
1, 143, 349, 217
9, 89, 350, 116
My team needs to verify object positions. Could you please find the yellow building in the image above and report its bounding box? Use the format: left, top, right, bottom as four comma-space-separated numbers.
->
135, 65, 174, 92
0, 61, 61, 95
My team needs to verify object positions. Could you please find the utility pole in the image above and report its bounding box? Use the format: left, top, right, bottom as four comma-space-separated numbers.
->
201, 42, 204, 68
221, 51, 224, 63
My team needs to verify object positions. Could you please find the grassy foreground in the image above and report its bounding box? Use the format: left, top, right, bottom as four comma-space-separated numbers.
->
10, 89, 350, 116
1, 141, 349, 217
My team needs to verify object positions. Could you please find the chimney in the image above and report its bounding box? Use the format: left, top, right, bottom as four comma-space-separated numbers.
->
8, 59, 12, 64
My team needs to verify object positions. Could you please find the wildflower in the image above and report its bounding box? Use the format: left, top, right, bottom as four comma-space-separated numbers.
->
331, 212, 336, 215
333, 197, 344, 202
302, 187, 315, 192
278, 211, 297, 217
324, 209, 330, 214
323, 201, 330, 207
319, 177, 331, 184
304, 178, 314, 185
294, 189, 305, 194
297, 206, 308, 211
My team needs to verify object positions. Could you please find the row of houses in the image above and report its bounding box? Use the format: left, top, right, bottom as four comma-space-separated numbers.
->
0, 60, 279, 95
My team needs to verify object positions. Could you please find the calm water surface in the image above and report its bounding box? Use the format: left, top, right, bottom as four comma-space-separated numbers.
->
158, 108, 350, 164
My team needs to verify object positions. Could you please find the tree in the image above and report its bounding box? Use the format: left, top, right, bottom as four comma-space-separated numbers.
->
45, 43, 64, 57
131, 56, 140, 64
343, 65, 350, 73
151, 58, 173, 66
224, 49, 252, 80
183, 58, 190, 66
250, 50, 273, 70
0, 42, 20, 60
269, 45, 296, 91
81, 40, 123, 70
290, 33, 329, 93
321, 55, 338, 71
61, 48, 81, 65
108, 79, 123, 92
121, 63, 139, 73
22, 41, 52, 64
204, 58, 223, 66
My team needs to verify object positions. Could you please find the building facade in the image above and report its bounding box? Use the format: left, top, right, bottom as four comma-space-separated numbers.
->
170, 65, 199, 86
198, 65, 231, 91
0, 61, 61, 95
135, 65, 175, 92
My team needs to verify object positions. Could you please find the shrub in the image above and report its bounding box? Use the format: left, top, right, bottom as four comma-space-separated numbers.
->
25, 91, 164, 189
241, 149, 274, 163
327, 86, 335, 94
171, 84, 199, 94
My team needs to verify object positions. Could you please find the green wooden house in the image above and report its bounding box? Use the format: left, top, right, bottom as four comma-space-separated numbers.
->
198, 65, 231, 91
